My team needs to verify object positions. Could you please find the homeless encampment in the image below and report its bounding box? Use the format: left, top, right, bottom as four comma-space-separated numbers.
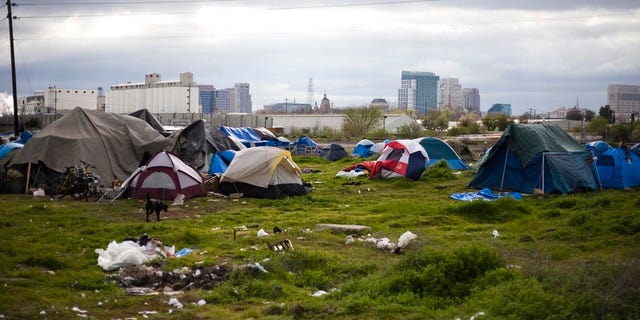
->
468, 124, 598, 194
125, 151, 206, 200
10, 107, 172, 189
415, 136, 469, 170
218, 147, 309, 199
169, 120, 243, 172
341, 139, 429, 181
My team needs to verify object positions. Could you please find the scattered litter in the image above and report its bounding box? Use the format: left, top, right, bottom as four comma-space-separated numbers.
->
240, 262, 268, 273
33, 188, 45, 197
492, 230, 500, 238
40, 310, 46, 315
210, 227, 221, 231
138, 311, 158, 315
174, 248, 192, 257
168, 298, 183, 309
311, 290, 327, 297
125, 287, 160, 296
352, 231, 418, 254
273, 226, 282, 234
197, 299, 207, 306
336, 170, 366, 178
345, 235, 354, 245
172, 193, 185, 205
267, 239, 294, 252
95, 238, 175, 271
470, 311, 486, 320
72, 307, 87, 314
257, 229, 269, 237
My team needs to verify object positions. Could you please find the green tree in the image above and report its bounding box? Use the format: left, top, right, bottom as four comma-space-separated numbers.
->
599, 105, 615, 124
482, 113, 513, 131
587, 117, 610, 139
342, 106, 383, 137
565, 107, 583, 121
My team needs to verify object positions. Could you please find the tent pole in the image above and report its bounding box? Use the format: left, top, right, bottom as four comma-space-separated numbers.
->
499, 149, 508, 191
541, 153, 545, 194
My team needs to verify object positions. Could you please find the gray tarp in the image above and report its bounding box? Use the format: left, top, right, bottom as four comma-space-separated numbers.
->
10, 107, 172, 185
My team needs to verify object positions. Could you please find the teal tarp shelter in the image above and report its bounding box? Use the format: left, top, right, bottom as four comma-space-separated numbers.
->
415, 137, 469, 170
468, 124, 598, 194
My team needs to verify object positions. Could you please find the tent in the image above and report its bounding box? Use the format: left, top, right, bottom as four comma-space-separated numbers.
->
10, 107, 171, 187
208, 150, 237, 175
319, 143, 348, 161
170, 120, 243, 172
218, 147, 309, 199
342, 140, 428, 180
468, 124, 598, 194
253, 127, 278, 144
126, 151, 206, 200
594, 147, 640, 189
585, 140, 612, 158
275, 136, 292, 148
129, 109, 169, 136
415, 137, 469, 170
352, 139, 375, 158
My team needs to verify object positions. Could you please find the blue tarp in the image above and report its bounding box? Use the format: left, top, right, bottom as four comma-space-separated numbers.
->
220, 126, 269, 147
209, 150, 237, 175
585, 140, 612, 158
291, 135, 319, 155
0, 142, 23, 160
450, 188, 523, 202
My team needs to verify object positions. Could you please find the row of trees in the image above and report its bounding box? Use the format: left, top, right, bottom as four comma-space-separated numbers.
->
341, 104, 639, 142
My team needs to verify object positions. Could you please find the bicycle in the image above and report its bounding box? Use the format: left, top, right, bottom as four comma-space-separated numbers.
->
55, 161, 102, 200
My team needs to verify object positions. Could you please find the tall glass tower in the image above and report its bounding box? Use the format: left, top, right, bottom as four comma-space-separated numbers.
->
400, 71, 439, 115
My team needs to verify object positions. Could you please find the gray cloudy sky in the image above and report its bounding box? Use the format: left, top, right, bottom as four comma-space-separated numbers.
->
1, 0, 639, 115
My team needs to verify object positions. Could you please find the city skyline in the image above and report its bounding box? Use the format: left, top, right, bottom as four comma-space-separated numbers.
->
1, 0, 639, 115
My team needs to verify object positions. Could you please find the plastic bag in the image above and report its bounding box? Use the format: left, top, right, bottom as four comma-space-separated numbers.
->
95, 240, 156, 271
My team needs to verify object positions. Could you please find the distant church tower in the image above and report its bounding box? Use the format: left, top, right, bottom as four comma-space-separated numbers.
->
319, 93, 330, 114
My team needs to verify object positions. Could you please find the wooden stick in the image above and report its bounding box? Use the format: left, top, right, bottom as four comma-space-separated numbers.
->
24, 162, 31, 194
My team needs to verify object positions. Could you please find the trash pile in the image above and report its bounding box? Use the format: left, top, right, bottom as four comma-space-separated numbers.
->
95, 234, 176, 271
345, 231, 417, 254
114, 263, 233, 295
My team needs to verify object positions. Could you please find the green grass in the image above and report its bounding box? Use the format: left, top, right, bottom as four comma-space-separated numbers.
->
0, 158, 639, 319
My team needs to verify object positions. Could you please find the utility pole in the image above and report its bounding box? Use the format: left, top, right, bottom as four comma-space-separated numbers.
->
7, 0, 19, 136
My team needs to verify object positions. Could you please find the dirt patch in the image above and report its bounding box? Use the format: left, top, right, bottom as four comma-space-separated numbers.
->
113, 263, 233, 294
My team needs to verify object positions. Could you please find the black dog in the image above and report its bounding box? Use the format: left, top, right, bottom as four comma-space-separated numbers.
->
145, 193, 168, 222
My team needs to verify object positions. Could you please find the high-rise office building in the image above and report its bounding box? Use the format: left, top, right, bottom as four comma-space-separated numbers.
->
487, 103, 512, 117
437, 78, 462, 110
462, 88, 481, 114
608, 84, 640, 118
199, 85, 215, 114
398, 71, 439, 115
233, 83, 252, 113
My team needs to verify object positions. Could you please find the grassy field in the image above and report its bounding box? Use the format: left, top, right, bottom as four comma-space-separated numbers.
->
0, 156, 639, 319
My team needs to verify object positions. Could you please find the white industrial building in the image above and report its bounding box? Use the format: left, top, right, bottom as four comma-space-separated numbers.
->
106, 72, 199, 114
43, 87, 100, 112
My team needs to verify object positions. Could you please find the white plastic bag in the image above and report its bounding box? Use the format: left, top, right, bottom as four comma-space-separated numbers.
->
95, 241, 155, 271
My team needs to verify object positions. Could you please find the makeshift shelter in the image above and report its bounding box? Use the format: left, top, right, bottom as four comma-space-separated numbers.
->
468, 124, 598, 194
219, 147, 309, 199
208, 150, 237, 175
342, 140, 428, 181
126, 151, 206, 200
352, 139, 375, 158
594, 147, 640, 189
415, 137, 469, 170
292, 135, 319, 155
10, 107, 171, 187
170, 120, 242, 172
319, 143, 348, 161
220, 126, 267, 147
253, 127, 278, 145
370, 139, 391, 154
129, 109, 169, 136
275, 136, 292, 148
